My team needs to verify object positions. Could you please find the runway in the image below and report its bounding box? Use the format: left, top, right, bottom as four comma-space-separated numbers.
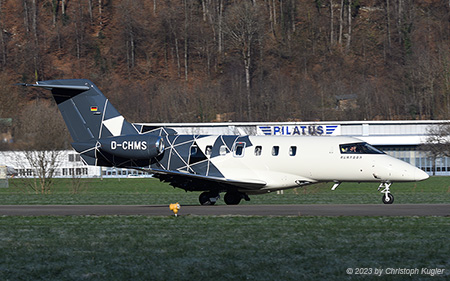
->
0, 204, 448, 216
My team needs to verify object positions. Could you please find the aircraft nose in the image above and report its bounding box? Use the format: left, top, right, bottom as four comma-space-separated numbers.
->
415, 168, 429, 181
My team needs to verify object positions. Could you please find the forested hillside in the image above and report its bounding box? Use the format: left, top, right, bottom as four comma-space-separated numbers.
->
1, 0, 450, 148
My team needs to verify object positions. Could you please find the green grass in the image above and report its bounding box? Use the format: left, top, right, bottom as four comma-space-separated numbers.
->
0, 178, 448, 280
0, 176, 448, 205
0, 216, 448, 281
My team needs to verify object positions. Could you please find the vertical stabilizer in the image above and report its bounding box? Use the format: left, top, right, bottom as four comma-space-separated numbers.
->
21, 79, 138, 142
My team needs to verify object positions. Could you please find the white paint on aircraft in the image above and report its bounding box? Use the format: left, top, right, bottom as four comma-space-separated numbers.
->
103, 115, 125, 137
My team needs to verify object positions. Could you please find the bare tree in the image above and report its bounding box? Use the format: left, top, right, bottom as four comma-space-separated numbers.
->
14, 101, 70, 193
346, 0, 352, 52
223, 1, 264, 120
330, 0, 334, 46
421, 122, 450, 175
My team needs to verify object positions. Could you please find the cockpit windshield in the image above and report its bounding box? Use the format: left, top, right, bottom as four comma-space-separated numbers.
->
339, 142, 385, 154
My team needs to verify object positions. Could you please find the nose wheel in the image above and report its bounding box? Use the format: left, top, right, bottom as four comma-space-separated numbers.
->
378, 182, 394, 204
381, 193, 394, 204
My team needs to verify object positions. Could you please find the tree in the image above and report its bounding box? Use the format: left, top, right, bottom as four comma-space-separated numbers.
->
223, 1, 265, 120
421, 122, 450, 175
13, 101, 70, 193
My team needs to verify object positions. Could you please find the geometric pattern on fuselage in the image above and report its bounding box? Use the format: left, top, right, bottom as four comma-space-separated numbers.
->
151, 134, 254, 180
103, 115, 125, 137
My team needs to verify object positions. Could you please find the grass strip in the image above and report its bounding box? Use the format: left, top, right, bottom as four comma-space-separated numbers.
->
0, 176, 448, 205
0, 216, 448, 280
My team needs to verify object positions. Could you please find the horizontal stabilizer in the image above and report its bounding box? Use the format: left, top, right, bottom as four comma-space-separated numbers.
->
17, 83, 90, 91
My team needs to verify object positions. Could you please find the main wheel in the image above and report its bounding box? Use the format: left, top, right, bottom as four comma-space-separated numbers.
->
382, 193, 394, 204
224, 192, 242, 205
199, 192, 216, 205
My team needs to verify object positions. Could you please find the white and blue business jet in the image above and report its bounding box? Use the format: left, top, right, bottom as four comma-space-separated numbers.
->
19, 79, 429, 205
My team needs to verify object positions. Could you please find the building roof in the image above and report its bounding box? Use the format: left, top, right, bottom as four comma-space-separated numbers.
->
135, 120, 450, 146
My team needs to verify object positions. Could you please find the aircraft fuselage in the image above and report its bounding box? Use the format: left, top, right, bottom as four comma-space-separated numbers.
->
151, 134, 428, 195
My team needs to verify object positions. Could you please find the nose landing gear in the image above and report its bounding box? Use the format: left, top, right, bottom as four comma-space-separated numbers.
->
378, 182, 394, 204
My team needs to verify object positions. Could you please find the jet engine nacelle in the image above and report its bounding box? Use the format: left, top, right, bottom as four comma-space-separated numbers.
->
99, 135, 165, 159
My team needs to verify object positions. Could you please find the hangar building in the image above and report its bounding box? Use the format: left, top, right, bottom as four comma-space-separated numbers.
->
1, 120, 448, 178
140, 120, 449, 176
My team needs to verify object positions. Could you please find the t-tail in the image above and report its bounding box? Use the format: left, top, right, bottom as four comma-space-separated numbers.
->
19, 79, 164, 167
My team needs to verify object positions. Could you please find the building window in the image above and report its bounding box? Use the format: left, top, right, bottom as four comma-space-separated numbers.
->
69, 154, 81, 162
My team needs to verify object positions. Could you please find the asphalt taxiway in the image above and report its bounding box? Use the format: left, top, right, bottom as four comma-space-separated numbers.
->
0, 204, 448, 216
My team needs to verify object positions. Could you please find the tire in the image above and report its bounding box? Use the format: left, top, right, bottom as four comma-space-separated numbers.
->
199, 192, 216, 205
382, 193, 394, 204
224, 192, 242, 205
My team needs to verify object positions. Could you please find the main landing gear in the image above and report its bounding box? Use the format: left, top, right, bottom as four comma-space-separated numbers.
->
378, 182, 394, 204
199, 192, 220, 205
199, 191, 250, 205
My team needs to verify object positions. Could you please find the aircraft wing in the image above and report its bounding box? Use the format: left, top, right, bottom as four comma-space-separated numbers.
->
144, 168, 267, 192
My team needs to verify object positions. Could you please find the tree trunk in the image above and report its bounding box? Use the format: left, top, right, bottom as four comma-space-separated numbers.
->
88, 0, 93, 23
62, 0, 66, 15
32, 0, 37, 43
338, 0, 344, 45
244, 47, 252, 120
23, 0, 29, 33
99, 0, 102, 26
184, 0, 189, 81
330, 0, 334, 46
346, 0, 352, 52
397, 0, 402, 45
0, 1, 5, 66
175, 38, 181, 78
218, 0, 223, 54
386, 0, 391, 52
291, 0, 296, 32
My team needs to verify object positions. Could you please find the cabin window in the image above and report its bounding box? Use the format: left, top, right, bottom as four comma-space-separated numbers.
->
233, 142, 246, 157
254, 146, 262, 156
219, 145, 227, 156
289, 146, 297, 156
190, 145, 198, 156
189, 144, 208, 164
340, 143, 385, 154
205, 145, 212, 156
272, 146, 279, 156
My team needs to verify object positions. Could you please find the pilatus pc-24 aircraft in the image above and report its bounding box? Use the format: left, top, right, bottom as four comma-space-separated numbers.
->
19, 79, 429, 205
